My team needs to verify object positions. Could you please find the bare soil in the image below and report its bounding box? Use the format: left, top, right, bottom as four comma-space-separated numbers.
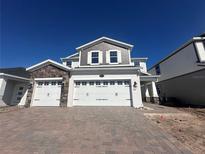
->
143, 103, 205, 154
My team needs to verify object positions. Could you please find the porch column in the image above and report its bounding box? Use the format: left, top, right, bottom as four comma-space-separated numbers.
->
144, 84, 151, 102
150, 81, 159, 103
131, 75, 143, 108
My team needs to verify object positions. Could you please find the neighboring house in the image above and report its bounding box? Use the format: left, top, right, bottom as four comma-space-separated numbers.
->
148, 33, 205, 106
1, 37, 159, 108
0, 68, 30, 106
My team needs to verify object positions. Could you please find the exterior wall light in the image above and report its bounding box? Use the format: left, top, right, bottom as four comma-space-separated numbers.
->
133, 81, 137, 88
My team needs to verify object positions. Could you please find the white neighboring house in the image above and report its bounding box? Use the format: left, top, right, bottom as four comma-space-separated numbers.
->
148, 33, 205, 106
0, 68, 30, 106
1, 37, 159, 108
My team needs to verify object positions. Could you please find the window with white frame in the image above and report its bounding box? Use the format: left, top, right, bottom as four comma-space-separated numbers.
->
91, 52, 99, 64
110, 51, 118, 63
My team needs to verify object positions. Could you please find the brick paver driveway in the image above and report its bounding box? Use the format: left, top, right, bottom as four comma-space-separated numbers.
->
0, 107, 191, 154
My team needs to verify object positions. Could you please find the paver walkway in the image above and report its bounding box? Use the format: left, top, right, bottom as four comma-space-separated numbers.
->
0, 107, 191, 154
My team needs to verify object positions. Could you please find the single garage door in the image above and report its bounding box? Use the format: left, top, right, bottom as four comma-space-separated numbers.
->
32, 80, 62, 106
73, 80, 132, 106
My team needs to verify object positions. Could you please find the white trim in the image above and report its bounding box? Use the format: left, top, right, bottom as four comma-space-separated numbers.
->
140, 75, 160, 82
128, 49, 132, 65
60, 53, 79, 61
107, 50, 119, 64
67, 74, 143, 108
89, 50, 101, 65
79, 50, 82, 67
76, 36, 133, 51
72, 67, 140, 71
0, 73, 30, 81
79, 64, 134, 68
131, 57, 148, 61
34, 77, 63, 81
26, 59, 71, 71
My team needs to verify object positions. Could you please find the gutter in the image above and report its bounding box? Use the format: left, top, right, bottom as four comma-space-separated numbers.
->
0, 73, 30, 81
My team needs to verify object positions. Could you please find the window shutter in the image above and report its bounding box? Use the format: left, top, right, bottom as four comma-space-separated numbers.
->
87, 52, 91, 64
106, 51, 110, 63
117, 51, 122, 63
99, 51, 103, 64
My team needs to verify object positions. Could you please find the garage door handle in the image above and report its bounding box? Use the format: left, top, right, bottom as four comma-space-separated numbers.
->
34, 99, 40, 101
74, 99, 79, 100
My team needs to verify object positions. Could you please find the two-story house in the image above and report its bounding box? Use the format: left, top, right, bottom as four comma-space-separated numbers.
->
148, 33, 205, 106
4, 37, 159, 108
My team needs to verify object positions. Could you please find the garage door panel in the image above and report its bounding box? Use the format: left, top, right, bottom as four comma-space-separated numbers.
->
73, 80, 131, 106
32, 80, 62, 106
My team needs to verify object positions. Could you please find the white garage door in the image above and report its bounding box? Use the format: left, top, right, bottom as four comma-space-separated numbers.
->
32, 80, 62, 106
73, 80, 132, 106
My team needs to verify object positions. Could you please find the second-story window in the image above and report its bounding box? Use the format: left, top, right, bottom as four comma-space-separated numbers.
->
91, 52, 99, 64
110, 51, 118, 63
155, 65, 161, 75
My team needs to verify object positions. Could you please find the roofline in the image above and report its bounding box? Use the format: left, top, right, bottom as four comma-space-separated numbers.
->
76, 36, 134, 51
26, 59, 71, 71
0, 73, 30, 81
60, 53, 79, 61
140, 75, 160, 82
131, 57, 148, 60
148, 36, 205, 71
131, 57, 148, 62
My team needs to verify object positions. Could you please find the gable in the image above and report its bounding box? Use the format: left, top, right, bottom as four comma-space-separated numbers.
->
80, 41, 130, 66
76, 37, 133, 51
27, 59, 70, 72
30, 64, 68, 78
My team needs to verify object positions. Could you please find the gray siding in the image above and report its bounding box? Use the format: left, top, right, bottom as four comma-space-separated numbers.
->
149, 43, 204, 81
80, 41, 130, 66
156, 69, 205, 106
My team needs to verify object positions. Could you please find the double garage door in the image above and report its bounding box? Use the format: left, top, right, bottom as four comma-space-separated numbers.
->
32, 80, 62, 106
73, 80, 132, 106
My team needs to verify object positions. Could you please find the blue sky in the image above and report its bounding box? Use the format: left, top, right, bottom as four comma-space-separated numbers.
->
1, 0, 205, 68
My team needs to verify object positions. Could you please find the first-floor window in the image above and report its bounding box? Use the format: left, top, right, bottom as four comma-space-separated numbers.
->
92, 52, 99, 64
110, 51, 118, 63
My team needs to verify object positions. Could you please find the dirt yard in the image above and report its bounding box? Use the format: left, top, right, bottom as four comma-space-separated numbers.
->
142, 103, 205, 154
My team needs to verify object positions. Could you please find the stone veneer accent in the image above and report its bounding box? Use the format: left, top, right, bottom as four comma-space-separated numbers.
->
25, 64, 69, 107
